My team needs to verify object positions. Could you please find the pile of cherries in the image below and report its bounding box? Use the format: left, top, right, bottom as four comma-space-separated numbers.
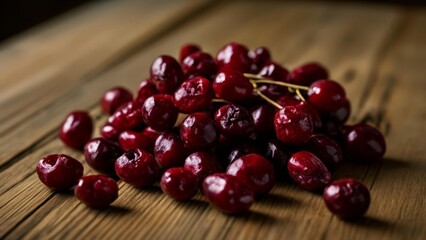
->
36, 42, 386, 219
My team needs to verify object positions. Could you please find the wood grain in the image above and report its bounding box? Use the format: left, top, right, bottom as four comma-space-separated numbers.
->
1, 1, 425, 240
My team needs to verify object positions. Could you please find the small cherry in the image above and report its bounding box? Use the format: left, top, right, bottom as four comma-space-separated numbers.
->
74, 175, 118, 208
101, 87, 133, 115
59, 111, 93, 150
161, 168, 198, 201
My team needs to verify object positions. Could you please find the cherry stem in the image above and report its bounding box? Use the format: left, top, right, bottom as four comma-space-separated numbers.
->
243, 73, 310, 91
251, 81, 283, 110
212, 98, 229, 103
295, 89, 306, 101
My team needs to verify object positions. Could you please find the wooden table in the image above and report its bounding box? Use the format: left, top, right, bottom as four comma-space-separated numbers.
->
1, 0, 425, 239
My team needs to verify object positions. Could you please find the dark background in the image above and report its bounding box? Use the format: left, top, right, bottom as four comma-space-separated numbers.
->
0, 0, 425, 42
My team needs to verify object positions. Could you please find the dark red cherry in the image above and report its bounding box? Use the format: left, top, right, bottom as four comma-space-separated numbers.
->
248, 47, 271, 72
180, 112, 219, 151
227, 154, 275, 197
256, 61, 290, 100
139, 127, 162, 152
101, 87, 133, 115
154, 131, 188, 169
227, 142, 261, 165
36, 154, 83, 190
202, 173, 254, 215
149, 55, 184, 94
183, 151, 223, 184
323, 178, 370, 219
136, 80, 159, 106
214, 104, 255, 138
179, 43, 201, 63
182, 52, 218, 80
287, 62, 329, 86
119, 130, 154, 151
141, 94, 178, 132
74, 175, 118, 208
216, 42, 251, 73
274, 105, 314, 145
108, 101, 144, 132
308, 80, 347, 112
84, 138, 123, 176
213, 70, 254, 103
275, 95, 301, 108
264, 139, 293, 181
100, 124, 120, 141
173, 77, 214, 113
306, 134, 343, 170
59, 111, 93, 150
161, 168, 198, 201
115, 149, 162, 187
343, 124, 386, 162
298, 101, 322, 130
288, 151, 331, 191
327, 98, 351, 124
250, 104, 276, 134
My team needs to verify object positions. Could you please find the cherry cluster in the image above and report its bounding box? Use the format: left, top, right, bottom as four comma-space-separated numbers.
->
36, 42, 386, 219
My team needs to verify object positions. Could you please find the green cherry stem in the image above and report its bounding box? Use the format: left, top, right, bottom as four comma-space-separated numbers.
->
243, 73, 310, 91
251, 81, 283, 110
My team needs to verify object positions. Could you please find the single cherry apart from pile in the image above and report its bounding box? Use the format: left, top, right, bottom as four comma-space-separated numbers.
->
37, 42, 386, 219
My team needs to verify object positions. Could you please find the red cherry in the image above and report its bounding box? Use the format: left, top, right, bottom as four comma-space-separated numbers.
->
288, 62, 329, 86
343, 124, 386, 162
84, 138, 123, 176
214, 104, 255, 138
173, 77, 214, 113
308, 80, 347, 112
180, 112, 219, 151
149, 55, 184, 94
248, 47, 271, 72
161, 168, 198, 201
74, 175, 118, 208
108, 101, 144, 132
274, 105, 314, 145
216, 42, 251, 73
154, 131, 188, 169
182, 52, 218, 80
306, 134, 343, 170
136, 80, 158, 106
179, 43, 201, 63
118, 130, 154, 152
141, 94, 178, 132
213, 70, 254, 103
101, 87, 133, 115
250, 104, 276, 134
59, 111, 93, 150
183, 151, 223, 185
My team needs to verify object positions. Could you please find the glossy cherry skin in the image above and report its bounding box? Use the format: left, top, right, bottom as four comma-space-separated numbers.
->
202, 173, 254, 215
139, 127, 162, 152
160, 168, 198, 201
287, 62, 329, 86
136, 80, 159, 106
108, 101, 144, 132
257, 61, 290, 99
213, 70, 254, 103
173, 77, 214, 113
298, 101, 322, 130
183, 151, 223, 184
274, 105, 314, 145
141, 94, 178, 132
74, 175, 118, 208
214, 104, 255, 138
101, 87, 133, 115
323, 178, 370, 219
182, 52, 218, 80
306, 134, 343, 170
275, 95, 301, 108
227, 154, 276, 197
248, 47, 271, 72
59, 111, 93, 150
180, 112, 219, 151
154, 131, 188, 169
119, 130, 154, 152
84, 138, 123, 176
179, 43, 201, 63
250, 104, 275, 134
149, 55, 184, 94
288, 151, 331, 191
227, 142, 261, 165
326, 98, 351, 124
308, 80, 347, 112
216, 42, 251, 73
264, 139, 293, 181
115, 149, 162, 187
343, 124, 386, 162
100, 124, 120, 141
36, 154, 83, 190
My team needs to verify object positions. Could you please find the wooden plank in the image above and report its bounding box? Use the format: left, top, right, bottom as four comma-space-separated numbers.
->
0, 0, 210, 134
2, 1, 411, 239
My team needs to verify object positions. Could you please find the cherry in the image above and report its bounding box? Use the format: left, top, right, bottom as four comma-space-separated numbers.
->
227, 153, 275, 197
274, 105, 314, 145
36, 154, 83, 190
180, 112, 219, 151
100, 124, 120, 141
275, 95, 301, 108
213, 70, 254, 103
160, 168, 198, 201
216, 42, 251, 73
141, 94, 178, 132
136, 80, 159, 106
84, 138, 123, 176
173, 77, 214, 113
227, 142, 261, 165
154, 131, 188, 169
298, 101, 322, 130
287, 62, 329, 86
115, 149, 162, 187
288, 151, 331, 191
202, 173, 254, 215
343, 124, 386, 162
179, 43, 201, 63
74, 175, 118, 208
250, 104, 276, 134
108, 101, 144, 132
214, 104, 255, 138
308, 80, 347, 112
149, 55, 184, 94
183, 151, 223, 185
139, 127, 162, 151
182, 52, 218, 80
101, 87, 133, 115
59, 111, 93, 150
119, 130, 154, 152
306, 134, 343, 170
326, 98, 351, 124
264, 139, 293, 181
248, 47, 271, 72
323, 178, 370, 219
